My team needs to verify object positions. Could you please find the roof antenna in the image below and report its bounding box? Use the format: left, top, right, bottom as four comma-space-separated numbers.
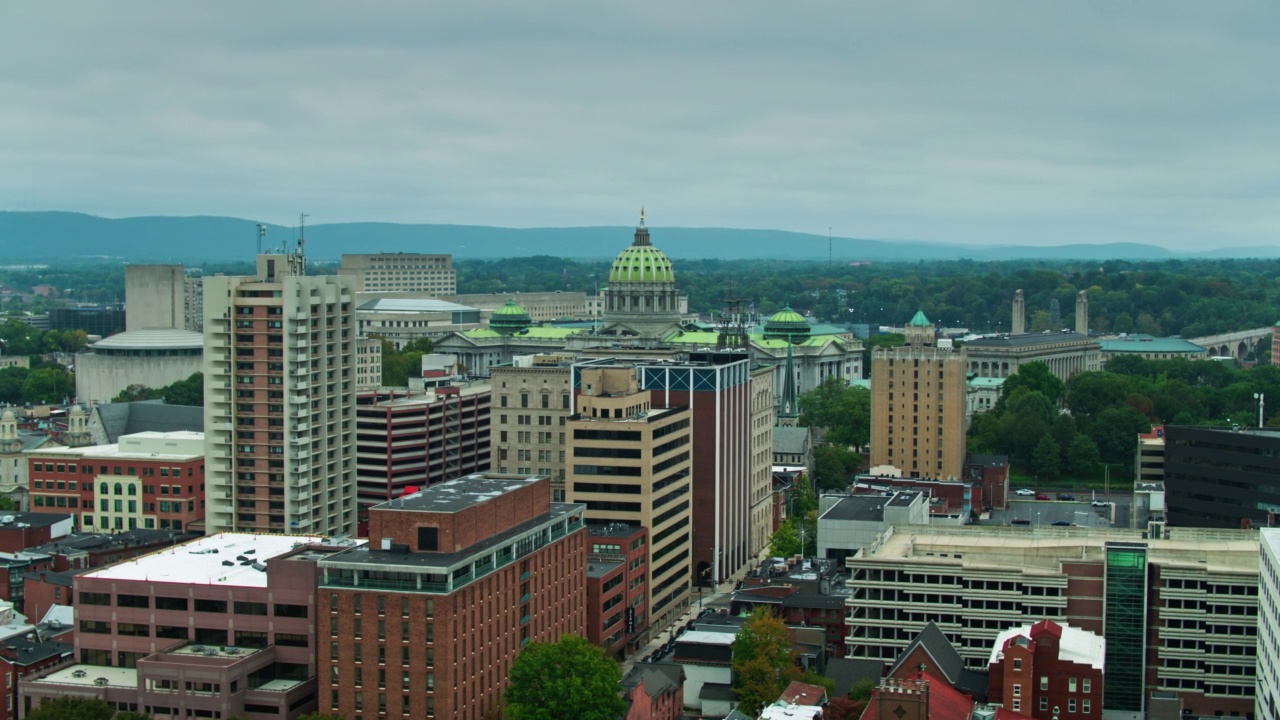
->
256, 223, 266, 255
298, 213, 308, 254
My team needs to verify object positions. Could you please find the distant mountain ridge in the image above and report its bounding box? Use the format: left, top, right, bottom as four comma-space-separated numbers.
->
1, 211, 1275, 263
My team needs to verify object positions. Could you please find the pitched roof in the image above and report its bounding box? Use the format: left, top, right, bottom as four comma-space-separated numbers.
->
620, 661, 684, 699
773, 426, 811, 455
823, 657, 884, 698
780, 680, 828, 706
907, 310, 931, 327
888, 621, 965, 686
90, 401, 203, 444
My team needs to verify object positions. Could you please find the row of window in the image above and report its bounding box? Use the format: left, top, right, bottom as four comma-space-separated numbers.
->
80, 593, 306, 616
32, 463, 200, 477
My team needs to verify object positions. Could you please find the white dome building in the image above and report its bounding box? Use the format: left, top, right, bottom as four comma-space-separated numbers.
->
75, 328, 204, 404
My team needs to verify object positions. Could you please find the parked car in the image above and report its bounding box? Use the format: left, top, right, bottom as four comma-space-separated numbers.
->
1036, 493, 1051, 501
1015, 488, 1035, 496
1091, 500, 1108, 507
1057, 493, 1077, 501
1011, 518, 1031, 525
1052, 520, 1072, 527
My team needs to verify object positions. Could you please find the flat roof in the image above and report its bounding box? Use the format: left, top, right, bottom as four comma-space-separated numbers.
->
30, 664, 137, 688
0, 512, 71, 530
358, 298, 476, 313
82, 533, 326, 588
988, 621, 1105, 670
587, 560, 622, 579
374, 473, 543, 514
678, 630, 737, 646
92, 329, 203, 350
1098, 335, 1206, 353
820, 496, 888, 523
28, 433, 204, 461
966, 332, 1093, 348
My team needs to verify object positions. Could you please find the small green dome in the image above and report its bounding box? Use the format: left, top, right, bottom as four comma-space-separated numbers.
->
763, 306, 811, 342
907, 310, 932, 327
608, 222, 675, 284
489, 299, 531, 334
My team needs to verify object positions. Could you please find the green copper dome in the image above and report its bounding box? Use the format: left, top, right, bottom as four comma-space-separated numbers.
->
763, 306, 811, 342
907, 310, 931, 327
489, 299, 532, 334
609, 221, 675, 284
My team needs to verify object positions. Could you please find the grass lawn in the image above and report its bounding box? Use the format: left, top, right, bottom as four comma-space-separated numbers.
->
1008, 464, 1134, 493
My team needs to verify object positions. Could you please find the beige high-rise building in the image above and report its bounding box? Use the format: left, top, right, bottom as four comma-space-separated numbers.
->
870, 310, 966, 479
489, 354, 576, 499
749, 365, 775, 557
202, 252, 358, 536
566, 365, 693, 633
339, 252, 456, 294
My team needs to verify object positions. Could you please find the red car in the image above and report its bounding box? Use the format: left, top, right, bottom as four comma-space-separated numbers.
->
1036, 493, 1050, 501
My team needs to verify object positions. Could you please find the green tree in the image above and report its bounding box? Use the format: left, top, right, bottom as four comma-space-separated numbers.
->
25, 698, 117, 720
798, 377, 871, 450
162, 372, 204, 406
998, 361, 1065, 409
1086, 406, 1151, 463
848, 678, 876, 702
113, 384, 164, 403
1065, 434, 1101, 476
732, 607, 798, 716
21, 368, 64, 403
504, 635, 625, 720
1031, 434, 1062, 480
813, 445, 859, 492
768, 518, 801, 558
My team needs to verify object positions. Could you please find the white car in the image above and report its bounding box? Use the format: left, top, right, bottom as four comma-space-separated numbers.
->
1014, 489, 1035, 496
1091, 500, 1109, 507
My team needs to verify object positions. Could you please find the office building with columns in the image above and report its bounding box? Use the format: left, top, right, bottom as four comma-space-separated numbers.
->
965, 289, 1100, 384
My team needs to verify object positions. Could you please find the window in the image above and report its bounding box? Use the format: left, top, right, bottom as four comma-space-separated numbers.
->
1082, 699, 1090, 714
1012, 700, 1020, 712
1068, 699, 1076, 713
1040, 697, 1048, 712
1013, 658, 1022, 671
1068, 678, 1077, 692
194, 599, 227, 613
1012, 684, 1020, 698
1082, 678, 1091, 693
1040, 676, 1048, 691
235, 601, 268, 616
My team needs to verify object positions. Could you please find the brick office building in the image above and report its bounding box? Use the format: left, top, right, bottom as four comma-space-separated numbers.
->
27, 432, 205, 532
316, 474, 586, 720
585, 523, 650, 656
987, 620, 1104, 718
21, 533, 338, 720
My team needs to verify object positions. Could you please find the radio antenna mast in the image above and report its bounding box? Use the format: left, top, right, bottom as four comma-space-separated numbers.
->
256, 223, 266, 255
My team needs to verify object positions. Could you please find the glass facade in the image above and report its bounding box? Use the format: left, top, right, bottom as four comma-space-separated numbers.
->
1104, 541, 1148, 713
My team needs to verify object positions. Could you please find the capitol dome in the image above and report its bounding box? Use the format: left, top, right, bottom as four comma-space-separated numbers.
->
608, 216, 674, 284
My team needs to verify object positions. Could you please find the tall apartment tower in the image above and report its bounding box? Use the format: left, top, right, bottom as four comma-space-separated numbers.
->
870, 311, 967, 479
566, 365, 693, 634
1012, 289, 1026, 335
339, 253, 456, 294
203, 251, 358, 536
1075, 290, 1089, 336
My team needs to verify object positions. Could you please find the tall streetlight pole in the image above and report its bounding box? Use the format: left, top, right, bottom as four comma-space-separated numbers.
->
1255, 392, 1266, 428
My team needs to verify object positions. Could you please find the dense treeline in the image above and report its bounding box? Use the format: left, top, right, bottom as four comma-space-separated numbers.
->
4, 257, 1280, 339
969, 357, 1280, 482
451, 256, 1280, 338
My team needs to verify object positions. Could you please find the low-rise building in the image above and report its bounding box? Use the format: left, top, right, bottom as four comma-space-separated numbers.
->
0, 637, 74, 720
817, 492, 928, 563
586, 523, 650, 656
844, 525, 1259, 716
21, 533, 344, 720
1098, 334, 1208, 364
987, 619, 1104, 719
621, 662, 684, 720
27, 431, 205, 532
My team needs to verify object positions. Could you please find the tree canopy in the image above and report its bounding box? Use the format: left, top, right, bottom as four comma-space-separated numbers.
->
798, 377, 871, 450
731, 607, 799, 717
111, 372, 203, 406
25, 698, 137, 720
504, 635, 626, 720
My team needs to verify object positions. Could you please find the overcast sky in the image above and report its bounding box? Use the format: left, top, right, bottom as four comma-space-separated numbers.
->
2, 2, 1278, 250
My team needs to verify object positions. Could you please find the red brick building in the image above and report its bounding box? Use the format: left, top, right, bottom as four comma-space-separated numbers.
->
621, 662, 684, 720
21, 570, 80, 625
21, 533, 338, 720
585, 523, 649, 656
317, 473, 586, 720
26, 431, 205, 532
0, 513, 73, 554
0, 638, 74, 720
987, 620, 1104, 719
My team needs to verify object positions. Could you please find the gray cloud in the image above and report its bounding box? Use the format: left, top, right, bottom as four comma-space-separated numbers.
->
1, 1, 1278, 250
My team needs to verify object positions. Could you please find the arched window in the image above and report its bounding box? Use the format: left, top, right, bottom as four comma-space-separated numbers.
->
99, 482, 108, 495
127, 485, 137, 496
114, 483, 123, 496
